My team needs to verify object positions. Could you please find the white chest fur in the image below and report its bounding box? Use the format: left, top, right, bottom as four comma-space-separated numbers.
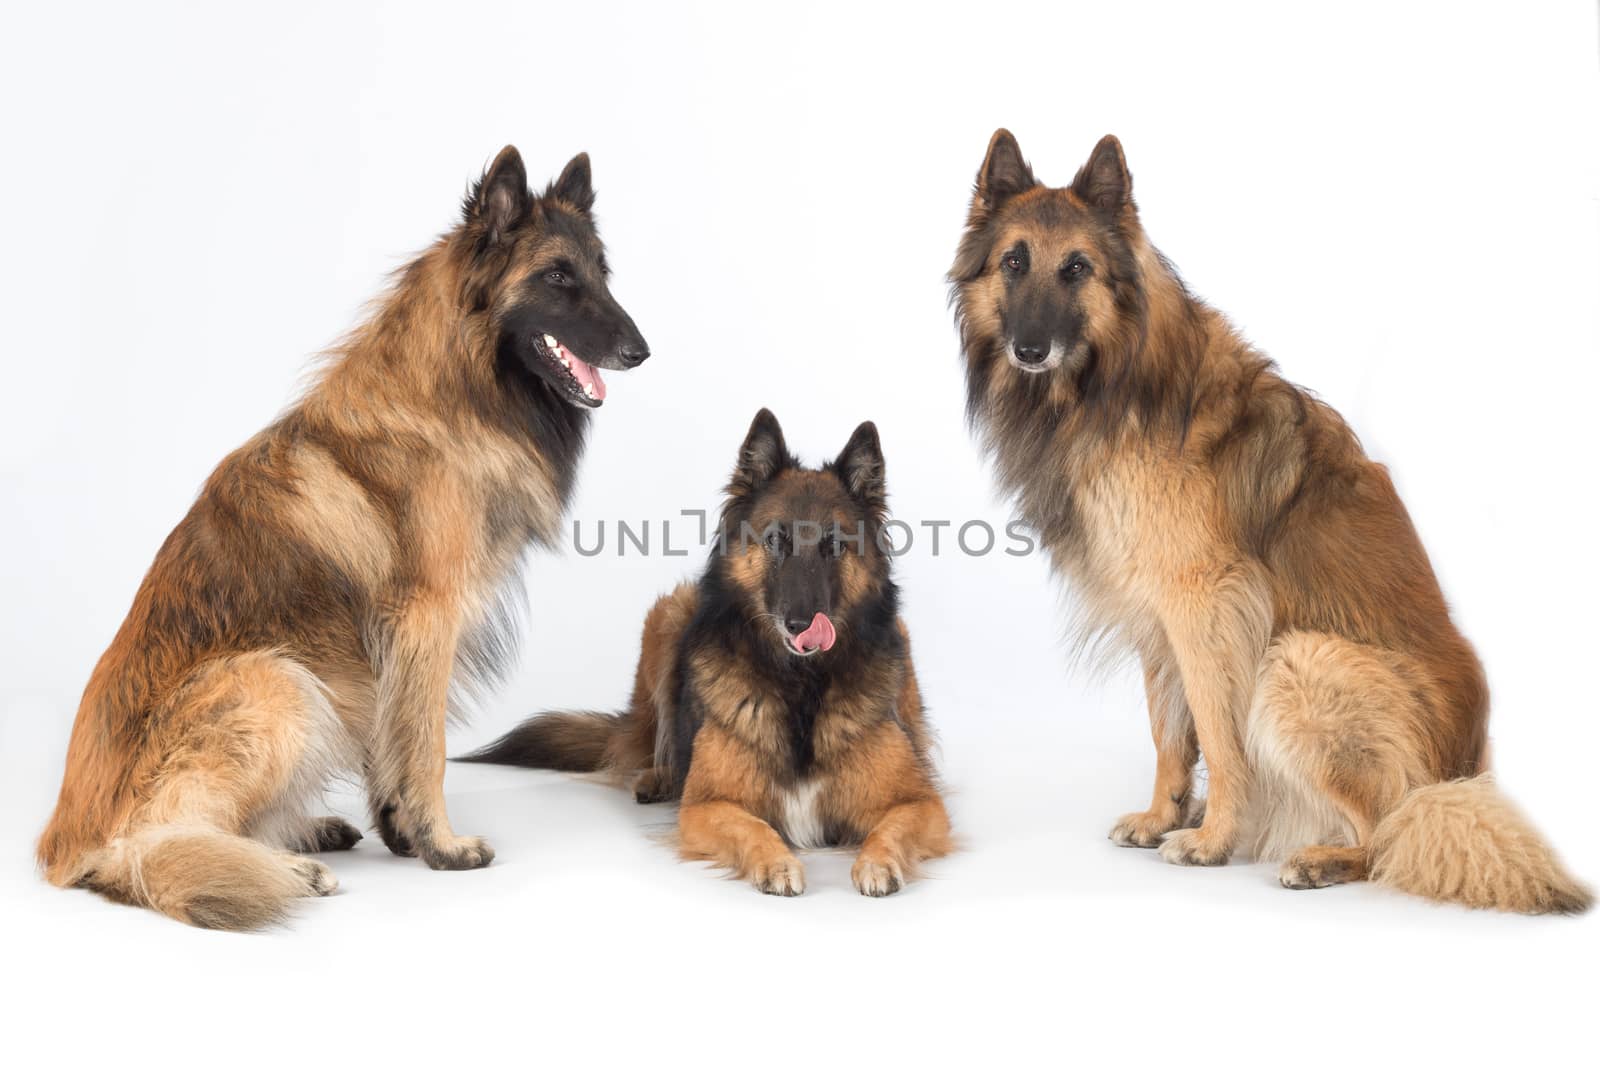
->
776, 778, 827, 849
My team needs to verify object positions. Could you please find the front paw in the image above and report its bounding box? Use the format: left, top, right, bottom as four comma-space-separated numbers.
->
375, 802, 417, 857
1157, 826, 1233, 867
1109, 809, 1179, 848
851, 856, 905, 897
750, 853, 805, 896
420, 834, 495, 871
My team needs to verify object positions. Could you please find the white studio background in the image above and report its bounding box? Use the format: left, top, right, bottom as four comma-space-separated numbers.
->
1, 2, 1596, 1063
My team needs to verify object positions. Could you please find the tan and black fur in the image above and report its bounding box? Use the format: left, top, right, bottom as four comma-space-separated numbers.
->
950, 130, 1589, 913
464, 410, 951, 896
37, 146, 650, 928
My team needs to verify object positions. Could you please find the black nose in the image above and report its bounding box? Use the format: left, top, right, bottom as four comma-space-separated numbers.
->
1014, 343, 1047, 365
784, 616, 810, 636
618, 342, 650, 368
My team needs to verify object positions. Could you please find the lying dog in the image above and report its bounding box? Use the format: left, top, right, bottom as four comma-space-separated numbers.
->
464, 410, 951, 896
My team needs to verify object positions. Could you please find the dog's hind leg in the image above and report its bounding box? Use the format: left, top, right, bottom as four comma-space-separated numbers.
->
292, 816, 364, 852
74, 651, 347, 929
1110, 646, 1201, 848
1278, 844, 1368, 889
1246, 632, 1431, 890
630, 768, 672, 804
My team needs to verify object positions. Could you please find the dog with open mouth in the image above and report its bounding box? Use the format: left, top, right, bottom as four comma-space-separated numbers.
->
463, 409, 952, 896
36, 145, 650, 928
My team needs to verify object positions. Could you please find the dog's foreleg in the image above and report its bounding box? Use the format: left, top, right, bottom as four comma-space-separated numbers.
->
679, 800, 805, 896
369, 589, 493, 871
1110, 647, 1200, 848
1153, 563, 1272, 867
851, 797, 952, 897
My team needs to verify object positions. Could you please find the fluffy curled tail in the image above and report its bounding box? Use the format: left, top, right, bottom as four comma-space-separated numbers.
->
457, 709, 650, 774
70, 825, 334, 930
1369, 775, 1591, 915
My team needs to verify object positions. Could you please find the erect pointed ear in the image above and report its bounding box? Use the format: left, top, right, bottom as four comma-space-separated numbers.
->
549, 152, 596, 214
973, 129, 1038, 216
469, 145, 531, 246
730, 409, 791, 495
834, 421, 886, 511
1071, 134, 1133, 215
952, 130, 1039, 282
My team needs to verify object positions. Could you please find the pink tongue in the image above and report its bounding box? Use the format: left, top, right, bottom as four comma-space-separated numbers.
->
792, 612, 836, 653
558, 345, 607, 401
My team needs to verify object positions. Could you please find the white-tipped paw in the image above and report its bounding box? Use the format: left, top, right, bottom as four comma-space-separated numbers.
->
852, 857, 905, 897
1157, 827, 1232, 867
421, 834, 495, 871
293, 858, 338, 896
752, 854, 806, 897
1109, 811, 1177, 848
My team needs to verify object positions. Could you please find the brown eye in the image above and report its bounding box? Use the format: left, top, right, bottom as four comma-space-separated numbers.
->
545, 270, 569, 286
1003, 254, 1024, 272
1064, 257, 1089, 279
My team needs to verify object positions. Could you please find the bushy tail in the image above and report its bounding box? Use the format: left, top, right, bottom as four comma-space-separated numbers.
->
70, 825, 328, 930
456, 709, 650, 773
1369, 775, 1592, 915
